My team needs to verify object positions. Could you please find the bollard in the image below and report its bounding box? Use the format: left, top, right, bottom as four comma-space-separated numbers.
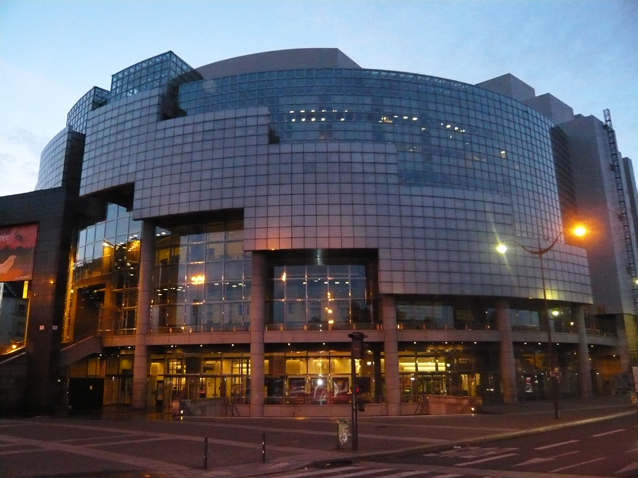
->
204, 436, 208, 469
262, 432, 266, 462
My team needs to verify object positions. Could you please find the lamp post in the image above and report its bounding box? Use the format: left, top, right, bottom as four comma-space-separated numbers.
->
497, 225, 586, 420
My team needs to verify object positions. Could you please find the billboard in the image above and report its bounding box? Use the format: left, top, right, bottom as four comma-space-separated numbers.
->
0, 224, 38, 282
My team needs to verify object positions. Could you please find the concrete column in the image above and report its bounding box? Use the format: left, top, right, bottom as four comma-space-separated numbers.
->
496, 299, 517, 404
249, 252, 266, 417
381, 295, 401, 416
573, 305, 593, 399
616, 315, 631, 374
132, 220, 155, 409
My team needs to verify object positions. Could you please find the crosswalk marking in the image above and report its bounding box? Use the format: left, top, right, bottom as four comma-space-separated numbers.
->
277, 467, 390, 478
617, 462, 638, 474
590, 428, 625, 437
514, 450, 579, 467
534, 439, 579, 450
373, 471, 427, 478
549, 457, 607, 473
319, 468, 393, 478
454, 453, 518, 467
274, 466, 359, 478
425, 446, 517, 461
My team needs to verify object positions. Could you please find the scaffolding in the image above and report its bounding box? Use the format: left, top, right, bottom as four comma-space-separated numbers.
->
603, 108, 638, 312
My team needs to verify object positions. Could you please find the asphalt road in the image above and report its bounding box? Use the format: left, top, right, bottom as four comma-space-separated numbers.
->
1, 396, 635, 478
383, 413, 638, 477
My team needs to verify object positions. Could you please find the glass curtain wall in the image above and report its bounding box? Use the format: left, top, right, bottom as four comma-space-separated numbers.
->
151, 220, 251, 332
396, 299, 498, 331
266, 261, 377, 331
66, 204, 141, 339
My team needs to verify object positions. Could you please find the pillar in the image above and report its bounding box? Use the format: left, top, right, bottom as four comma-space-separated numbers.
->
249, 252, 266, 417
573, 305, 593, 399
132, 220, 155, 409
381, 295, 401, 416
615, 315, 632, 374
496, 299, 517, 404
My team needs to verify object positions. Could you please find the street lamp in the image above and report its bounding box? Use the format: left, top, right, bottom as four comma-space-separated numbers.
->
497, 225, 586, 420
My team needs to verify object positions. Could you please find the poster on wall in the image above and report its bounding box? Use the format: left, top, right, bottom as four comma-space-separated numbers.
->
0, 224, 38, 282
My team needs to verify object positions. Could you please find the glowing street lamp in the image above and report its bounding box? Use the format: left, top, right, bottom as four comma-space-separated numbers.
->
497, 225, 587, 419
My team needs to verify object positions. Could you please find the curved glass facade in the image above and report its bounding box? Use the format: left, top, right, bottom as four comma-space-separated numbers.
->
35, 127, 84, 191
179, 69, 570, 240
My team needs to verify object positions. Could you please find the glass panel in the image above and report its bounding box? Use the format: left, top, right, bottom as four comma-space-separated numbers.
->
225, 242, 243, 260
307, 278, 326, 299
206, 243, 224, 261
225, 281, 243, 300
205, 261, 224, 280
286, 279, 306, 299
225, 261, 243, 280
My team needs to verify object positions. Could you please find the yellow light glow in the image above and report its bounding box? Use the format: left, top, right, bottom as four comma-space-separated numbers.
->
496, 244, 507, 254
281, 272, 286, 282
191, 275, 205, 285
573, 225, 587, 237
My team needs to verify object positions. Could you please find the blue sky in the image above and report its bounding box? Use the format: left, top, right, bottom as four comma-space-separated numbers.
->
1, 0, 636, 196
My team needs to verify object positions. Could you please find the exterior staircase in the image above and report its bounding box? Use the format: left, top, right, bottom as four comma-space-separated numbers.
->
59, 335, 103, 367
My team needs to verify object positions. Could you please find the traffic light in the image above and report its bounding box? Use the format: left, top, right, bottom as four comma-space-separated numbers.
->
354, 385, 361, 395
349, 332, 365, 359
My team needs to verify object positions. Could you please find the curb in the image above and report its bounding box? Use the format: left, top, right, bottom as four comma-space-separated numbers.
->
312, 407, 638, 468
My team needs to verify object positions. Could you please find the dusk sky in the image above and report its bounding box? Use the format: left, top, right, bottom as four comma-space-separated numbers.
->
1, 0, 636, 197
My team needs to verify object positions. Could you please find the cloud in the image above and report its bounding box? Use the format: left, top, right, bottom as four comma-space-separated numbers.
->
3, 129, 48, 157
0, 129, 43, 197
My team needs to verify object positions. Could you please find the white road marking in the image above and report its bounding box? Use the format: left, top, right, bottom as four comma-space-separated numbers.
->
548, 457, 607, 472
534, 439, 579, 450
428, 474, 462, 478
514, 457, 554, 466
0, 422, 36, 428
83, 436, 173, 447
26, 419, 446, 446
590, 428, 625, 437
0, 434, 189, 472
626, 447, 638, 453
275, 466, 359, 478
0, 448, 44, 456
514, 450, 579, 467
58, 433, 140, 443
454, 453, 518, 467
617, 462, 638, 474
321, 468, 393, 478
427, 446, 517, 460
373, 471, 427, 478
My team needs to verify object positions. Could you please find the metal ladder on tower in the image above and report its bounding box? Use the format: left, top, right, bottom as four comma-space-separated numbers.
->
603, 108, 638, 311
